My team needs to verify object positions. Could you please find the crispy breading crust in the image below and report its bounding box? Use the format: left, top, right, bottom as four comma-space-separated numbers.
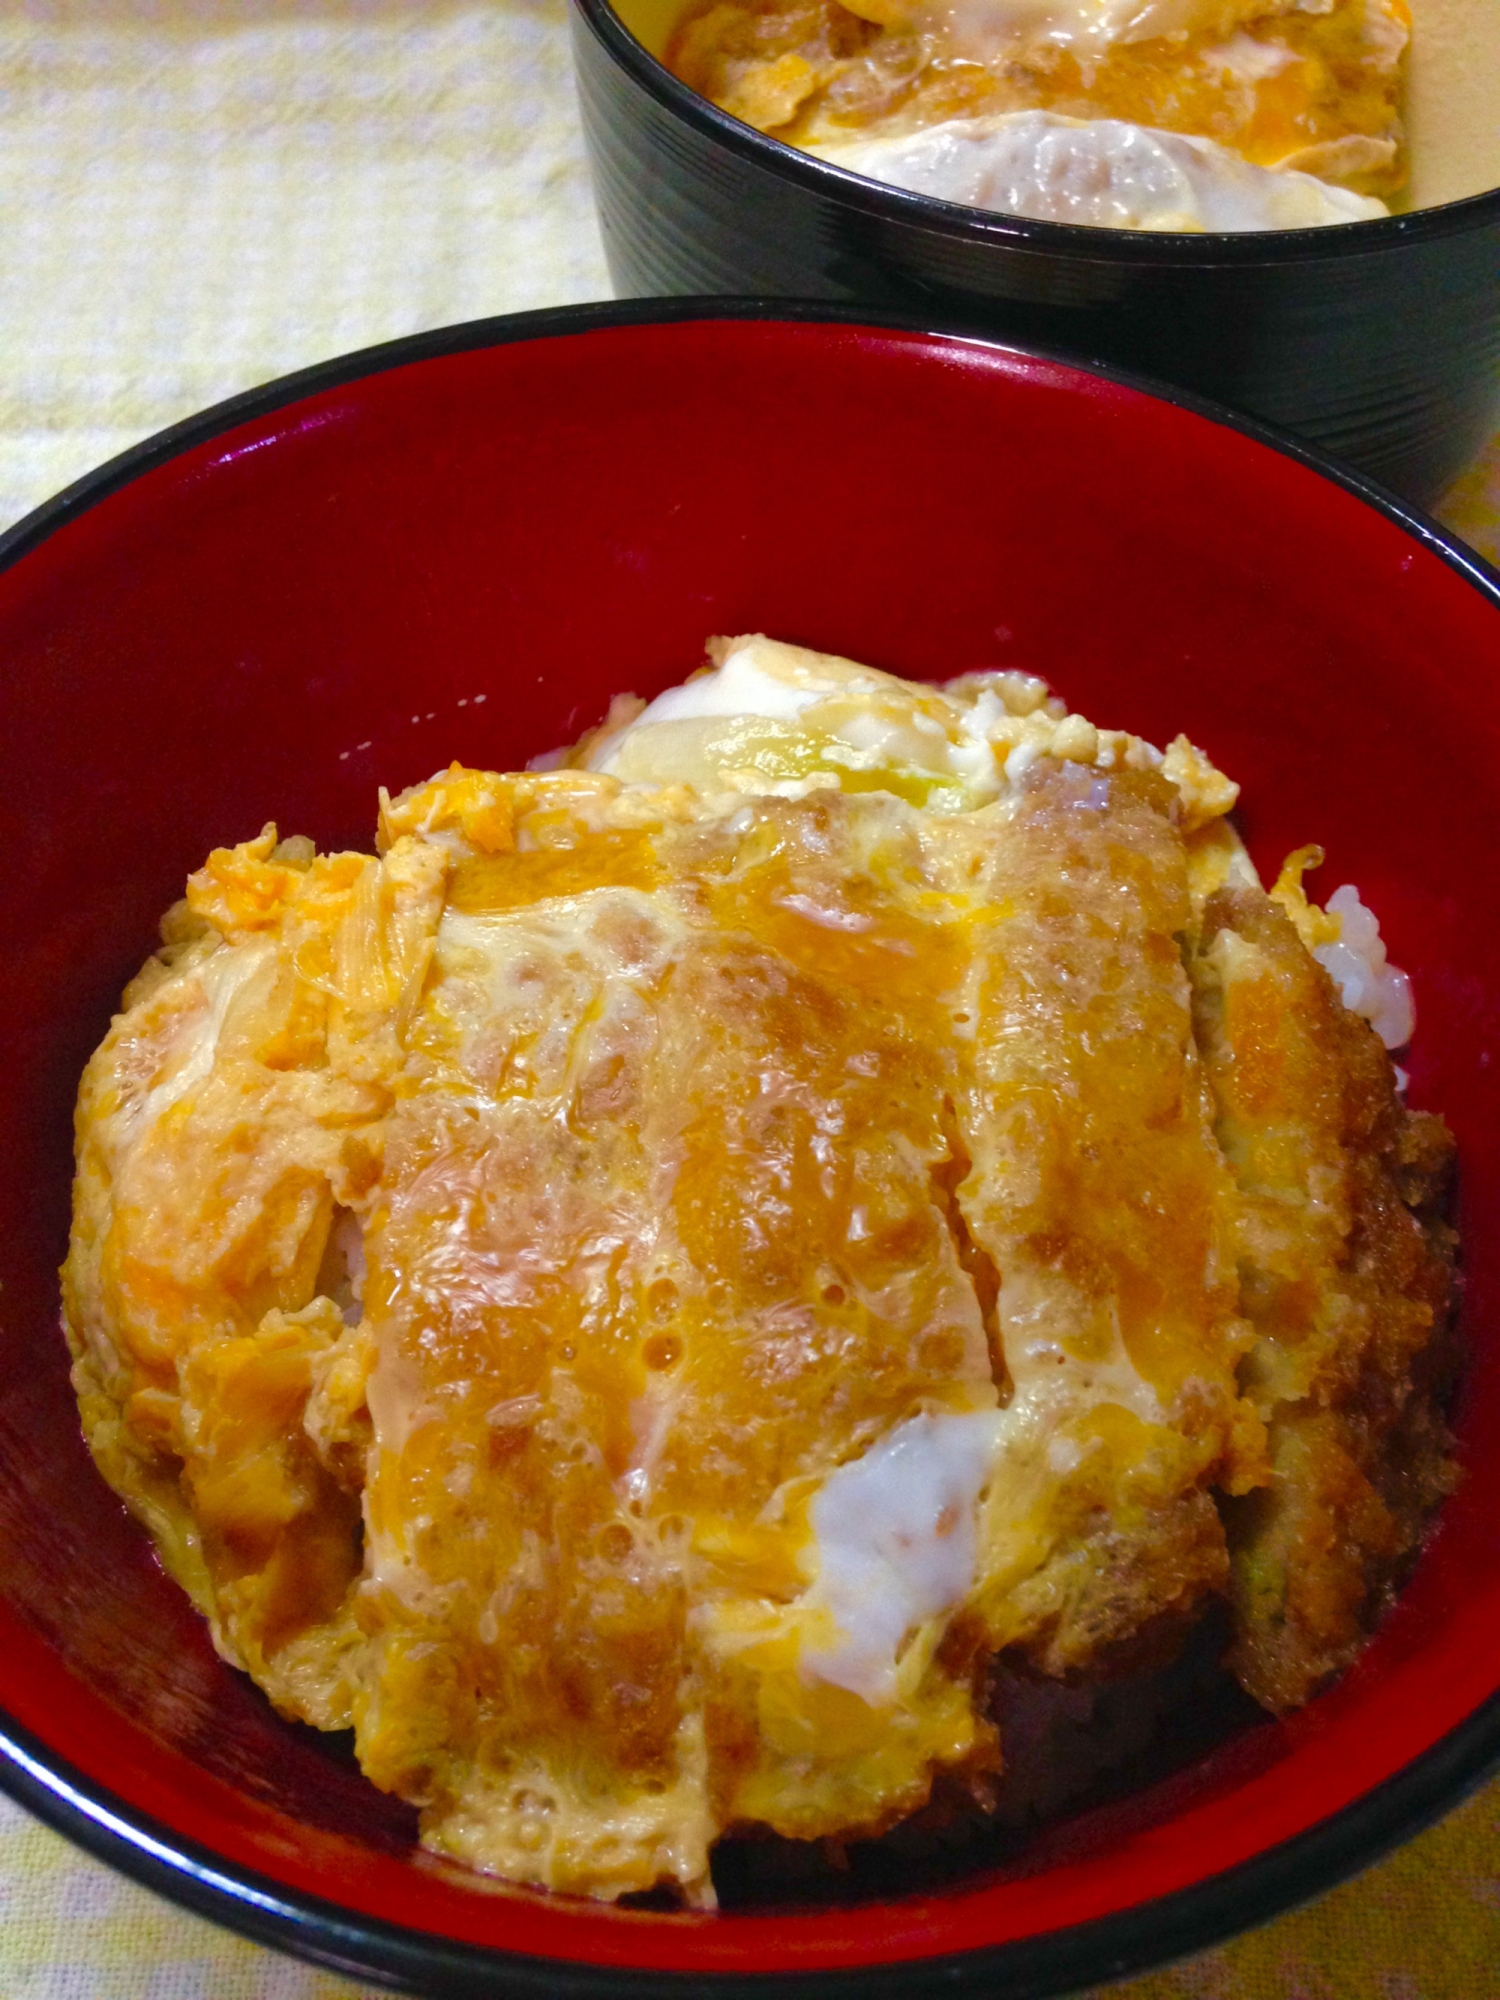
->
1192, 886, 1457, 1713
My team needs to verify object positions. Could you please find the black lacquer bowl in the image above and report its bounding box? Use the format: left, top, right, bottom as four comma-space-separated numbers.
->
571, 0, 1500, 503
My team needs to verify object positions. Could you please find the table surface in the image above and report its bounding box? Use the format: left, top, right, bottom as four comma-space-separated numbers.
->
2, 5, 1497, 1997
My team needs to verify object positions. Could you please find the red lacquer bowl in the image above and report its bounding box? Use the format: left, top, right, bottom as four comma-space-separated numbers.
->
2, 305, 1498, 1999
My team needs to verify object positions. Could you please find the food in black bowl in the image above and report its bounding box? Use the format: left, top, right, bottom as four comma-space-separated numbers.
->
571, 0, 1500, 501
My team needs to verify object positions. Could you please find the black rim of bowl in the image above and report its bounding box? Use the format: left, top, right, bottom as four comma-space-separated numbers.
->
2, 298, 1499, 2000
575, 0, 1500, 259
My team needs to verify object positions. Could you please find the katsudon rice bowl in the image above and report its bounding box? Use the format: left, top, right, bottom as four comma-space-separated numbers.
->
3, 310, 1499, 1998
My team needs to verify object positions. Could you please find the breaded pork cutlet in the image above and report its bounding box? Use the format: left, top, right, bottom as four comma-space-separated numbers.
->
63, 637, 1458, 1902
1191, 883, 1458, 1712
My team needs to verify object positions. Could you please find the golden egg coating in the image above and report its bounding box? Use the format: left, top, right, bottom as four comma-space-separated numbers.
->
668, 0, 1409, 198
64, 639, 1455, 1903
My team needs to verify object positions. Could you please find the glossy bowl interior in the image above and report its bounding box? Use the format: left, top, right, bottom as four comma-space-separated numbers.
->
1405, 0, 1500, 207
2, 306, 1500, 1999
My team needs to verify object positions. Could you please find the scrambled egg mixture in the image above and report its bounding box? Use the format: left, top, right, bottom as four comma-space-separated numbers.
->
64, 637, 1457, 1903
667, 0, 1408, 227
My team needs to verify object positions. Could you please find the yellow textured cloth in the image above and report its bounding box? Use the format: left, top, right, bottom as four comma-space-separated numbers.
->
0, 0, 610, 530
1, 5, 1497, 1996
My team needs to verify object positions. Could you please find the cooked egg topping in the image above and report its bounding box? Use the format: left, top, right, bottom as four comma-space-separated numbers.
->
667, 0, 1409, 216
64, 636, 1454, 1903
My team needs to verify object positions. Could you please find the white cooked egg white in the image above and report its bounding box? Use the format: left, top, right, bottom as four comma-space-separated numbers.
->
799, 1409, 1007, 1704
848, 0, 1277, 52
811, 111, 1390, 230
